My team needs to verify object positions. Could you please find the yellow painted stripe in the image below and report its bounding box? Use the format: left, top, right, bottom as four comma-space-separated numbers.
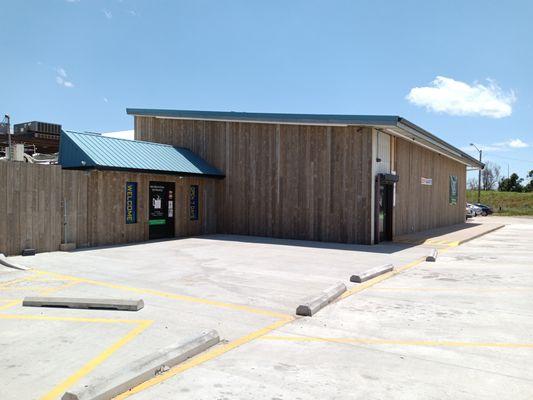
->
0, 313, 151, 324
261, 335, 533, 349
339, 257, 426, 300
0, 276, 38, 288
33, 269, 290, 320
370, 286, 533, 292
41, 320, 153, 400
114, 316, 294, 399
39, 280, 80, 295
0, 299, 21, 311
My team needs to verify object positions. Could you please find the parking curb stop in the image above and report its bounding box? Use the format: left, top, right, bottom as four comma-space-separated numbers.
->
350, 264, 394, 283
426, 249, 438, 262
22, 297, 145, 311
62, 329, 220, 400
296, 283, 346, 317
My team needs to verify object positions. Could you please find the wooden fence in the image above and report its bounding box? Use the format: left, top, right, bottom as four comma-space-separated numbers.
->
0, 162, 217, 256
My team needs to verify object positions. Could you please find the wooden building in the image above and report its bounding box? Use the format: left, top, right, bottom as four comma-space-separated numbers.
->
127, 109, 483, 245
0, 110, 484, 256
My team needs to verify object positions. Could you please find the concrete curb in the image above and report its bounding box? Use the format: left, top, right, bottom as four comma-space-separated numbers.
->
22, 297, 145, 311
0, 254, 30, 271
62, 329, 220, 400
296, 282, 346, 317
426, 249, 438, 262
350, 264, 394, 283
457, 224, 505, 245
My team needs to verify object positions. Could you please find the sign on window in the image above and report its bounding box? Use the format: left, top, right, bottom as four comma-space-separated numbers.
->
125, 182, 137, 224
449, 175, 458, 205
189, 185, 199, 221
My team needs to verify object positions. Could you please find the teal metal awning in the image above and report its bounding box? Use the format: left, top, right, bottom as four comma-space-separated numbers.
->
59, 130, 223, 177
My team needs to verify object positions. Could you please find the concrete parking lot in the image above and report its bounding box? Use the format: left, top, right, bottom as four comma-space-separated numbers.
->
1, 217, 531, 399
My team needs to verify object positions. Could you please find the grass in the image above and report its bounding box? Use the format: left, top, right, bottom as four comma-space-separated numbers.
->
466, 190, 533, 216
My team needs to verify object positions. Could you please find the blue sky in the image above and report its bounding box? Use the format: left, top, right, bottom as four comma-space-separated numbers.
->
1, 0, 532, 179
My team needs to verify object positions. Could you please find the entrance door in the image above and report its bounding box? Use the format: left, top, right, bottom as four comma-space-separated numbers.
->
148, 181, 175, 240
378, 183, 394, 242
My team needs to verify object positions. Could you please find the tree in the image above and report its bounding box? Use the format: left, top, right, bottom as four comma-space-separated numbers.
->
498, 173, 524, 192
467, 178, 478, 190
481, 161, 501, 190
524, 170, 533, 193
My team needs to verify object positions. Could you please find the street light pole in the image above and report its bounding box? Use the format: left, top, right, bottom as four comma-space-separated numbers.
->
5, 114, 11, 160
470, 143, 482, 204
478, 149, 482, 203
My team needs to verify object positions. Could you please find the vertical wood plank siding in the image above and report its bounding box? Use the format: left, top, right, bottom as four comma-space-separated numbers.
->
135, 117, 374, 244
393, 138, 466, 235
0, 163, 216, 255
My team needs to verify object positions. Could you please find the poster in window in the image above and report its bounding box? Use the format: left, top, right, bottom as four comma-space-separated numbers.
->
449, 175, 458, 205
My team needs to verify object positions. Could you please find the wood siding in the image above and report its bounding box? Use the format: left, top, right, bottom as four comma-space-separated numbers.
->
135, 117, 374, 244
0, 163, 62, 256
0, 162, 216, 255
393, 138, 466, 235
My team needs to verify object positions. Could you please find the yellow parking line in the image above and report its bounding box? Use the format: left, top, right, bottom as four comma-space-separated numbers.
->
0, 276, 38, 288
339, 257, 427, 300
39, 280, 80, 295
370, 286, 533, 292
115, 316, 294, 399
0, 299, 21, 311
41, 320, 153, 400
260, 335, 533, 349
33, 269, 291, 320
0, 313, 151, 324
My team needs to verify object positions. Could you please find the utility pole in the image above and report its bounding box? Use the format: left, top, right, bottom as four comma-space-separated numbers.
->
470, 143, 482, 204
5, 114, 11, 160
477, 149, 482, 204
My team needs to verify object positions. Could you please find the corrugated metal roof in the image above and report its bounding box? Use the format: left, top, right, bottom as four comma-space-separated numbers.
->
59, 130, 223, 177
126, 108, 484, 169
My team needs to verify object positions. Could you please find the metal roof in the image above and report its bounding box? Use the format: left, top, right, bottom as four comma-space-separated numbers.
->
58, 130, 223, 177
126, 108, 484, 169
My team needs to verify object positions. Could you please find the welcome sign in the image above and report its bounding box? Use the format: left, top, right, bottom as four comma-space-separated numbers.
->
125, 182, 137, 224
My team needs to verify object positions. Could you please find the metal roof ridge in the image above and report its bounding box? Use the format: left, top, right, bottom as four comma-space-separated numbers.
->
64, 130, 175, 148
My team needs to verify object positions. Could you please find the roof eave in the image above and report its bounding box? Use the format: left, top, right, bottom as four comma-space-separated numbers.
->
61, 165, 225, 179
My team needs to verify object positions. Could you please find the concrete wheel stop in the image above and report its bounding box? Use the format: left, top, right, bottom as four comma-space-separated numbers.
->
22, 297, 145, 311
62, 329, 220, 400
296, 282, 346, 317
350, 264, 394, 283
426, 248, 438, 262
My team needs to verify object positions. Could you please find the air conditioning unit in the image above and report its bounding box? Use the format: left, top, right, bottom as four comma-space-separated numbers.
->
4, 144, 25, 161
14, 121, 61, 136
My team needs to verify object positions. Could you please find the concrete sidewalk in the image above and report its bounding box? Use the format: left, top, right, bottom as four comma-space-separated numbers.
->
394, 219, 504, 246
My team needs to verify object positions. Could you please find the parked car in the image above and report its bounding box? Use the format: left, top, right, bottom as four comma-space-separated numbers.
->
466, 203, 482, 216
474, 203, 493, 216
465, 205, 474, 220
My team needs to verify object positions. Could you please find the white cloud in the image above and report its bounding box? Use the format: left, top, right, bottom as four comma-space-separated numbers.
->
103, 9, 112, 19
55, 67, 74, 88
508, 139, 529, 148
464, 138, 530, 153
103, 97, 109, 103
406, 76, 516, 118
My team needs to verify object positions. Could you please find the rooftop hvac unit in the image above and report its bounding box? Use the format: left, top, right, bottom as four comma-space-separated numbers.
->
14, 121, 62, 136
4, 144, 25, 161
